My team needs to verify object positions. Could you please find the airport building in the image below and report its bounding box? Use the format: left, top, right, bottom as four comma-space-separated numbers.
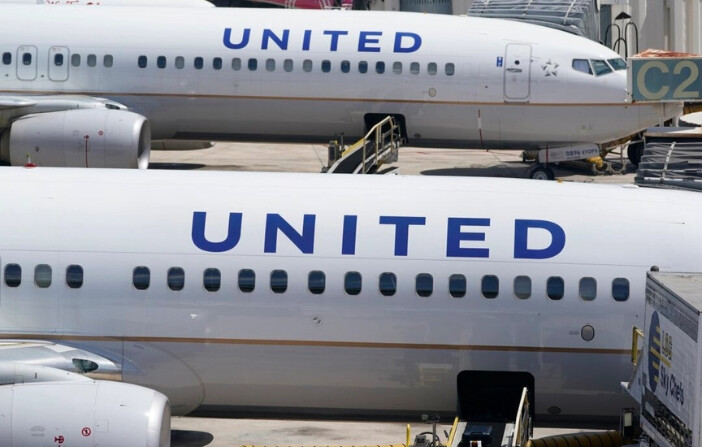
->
367, 0, 701, 57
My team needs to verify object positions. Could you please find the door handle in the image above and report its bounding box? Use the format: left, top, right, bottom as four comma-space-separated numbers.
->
506, 68, 522, 73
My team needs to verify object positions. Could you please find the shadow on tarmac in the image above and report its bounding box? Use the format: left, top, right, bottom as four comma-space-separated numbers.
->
171, 429, 215, 447
149, 162, 207, 170
421, 163, 530, 178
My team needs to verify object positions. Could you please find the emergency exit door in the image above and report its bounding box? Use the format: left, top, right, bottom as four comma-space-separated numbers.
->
16, 46, 37, 81
48, 46, 69, 82
503, 43, 532, 102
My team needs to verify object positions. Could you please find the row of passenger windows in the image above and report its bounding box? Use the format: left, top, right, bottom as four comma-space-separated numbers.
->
5, 264, 84, 289
3, 263, 630, 301
1, 51, 455, 76
1, 52, 114, 68
137, 55, 456, 76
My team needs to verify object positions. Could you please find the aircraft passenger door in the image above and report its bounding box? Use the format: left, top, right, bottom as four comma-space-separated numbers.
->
48, 46, 69, 82
16, 46, 38, 81
503, 43, 532, 102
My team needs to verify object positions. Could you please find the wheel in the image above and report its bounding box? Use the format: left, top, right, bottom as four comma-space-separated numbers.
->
627, 141, 644, 167
529, 165, 555, 180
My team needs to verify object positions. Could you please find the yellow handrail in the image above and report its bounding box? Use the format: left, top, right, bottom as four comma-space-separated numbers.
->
631, 326, 644, 365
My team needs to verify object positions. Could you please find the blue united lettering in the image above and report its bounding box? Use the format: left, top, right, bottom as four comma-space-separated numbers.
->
192, 212, 566, 259
223, 28, 422, 53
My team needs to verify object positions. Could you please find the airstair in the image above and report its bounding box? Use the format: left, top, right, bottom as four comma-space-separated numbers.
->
325, 116, 402, 174
445, 371, 533, 447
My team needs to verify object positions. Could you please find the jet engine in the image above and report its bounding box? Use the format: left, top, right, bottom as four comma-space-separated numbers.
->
0, 109, 151, 168
0, 380, 170, 447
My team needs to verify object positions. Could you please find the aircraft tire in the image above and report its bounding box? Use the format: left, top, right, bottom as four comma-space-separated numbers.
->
529, 165, 555, 180
627, 141, 644, 167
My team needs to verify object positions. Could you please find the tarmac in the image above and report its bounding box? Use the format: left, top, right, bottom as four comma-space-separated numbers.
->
152, 141, 634, 447
149, 141, 637, 183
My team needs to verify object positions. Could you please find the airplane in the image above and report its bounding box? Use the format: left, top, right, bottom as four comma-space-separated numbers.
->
1, 167, 701, 446
0, 0, 214, 6
0, 4, 681, 168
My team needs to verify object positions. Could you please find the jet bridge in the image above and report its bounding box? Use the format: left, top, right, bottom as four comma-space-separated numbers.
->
325, 116, 402, 174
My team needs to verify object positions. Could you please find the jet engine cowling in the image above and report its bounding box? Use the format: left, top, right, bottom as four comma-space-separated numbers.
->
0, 109, 151, 168
0, 380, 170, 447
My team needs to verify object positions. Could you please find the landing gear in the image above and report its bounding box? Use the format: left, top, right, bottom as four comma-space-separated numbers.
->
528, 165, 555, 180
627, 140, 645, 167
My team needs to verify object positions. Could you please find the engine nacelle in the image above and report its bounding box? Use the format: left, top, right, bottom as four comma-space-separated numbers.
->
0, 380, 170, 447
0, 109, 151, 168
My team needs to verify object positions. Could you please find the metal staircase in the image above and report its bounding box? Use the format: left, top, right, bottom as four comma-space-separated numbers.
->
325, 116, 402, 174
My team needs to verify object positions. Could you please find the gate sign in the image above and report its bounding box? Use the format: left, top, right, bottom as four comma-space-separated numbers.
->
629, 57, 702, 102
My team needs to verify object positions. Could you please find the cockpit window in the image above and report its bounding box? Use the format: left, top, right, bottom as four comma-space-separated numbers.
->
591, 59, 613, 76
572, 59, 592, 75
608, 58, 627, 71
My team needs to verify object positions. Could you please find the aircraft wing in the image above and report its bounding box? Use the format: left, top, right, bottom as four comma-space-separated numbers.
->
0, 96, 38, 109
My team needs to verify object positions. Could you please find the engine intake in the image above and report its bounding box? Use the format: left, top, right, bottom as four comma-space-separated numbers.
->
0, 109, 151, 168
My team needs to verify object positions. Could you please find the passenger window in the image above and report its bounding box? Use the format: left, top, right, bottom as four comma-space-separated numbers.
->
322, 60, 331, 73
22, 52, 31, 66
591, 59, 612, 76
308, 270, 325, 294
481, 275, 499, 298
375, 61, 385, 74
428, 62, 437, 75
103, 55, 113, 68
579, 277, 596, 301
133, 266, 150, 290
157, 56, 166, 69
358, 61, 368, 73
416, 273, 433, 297
379, 272, 396, 296
514, 276, 531, 299
248, 58, 257, 71
345, 271, 362, 295
66, 265, 83, 289
213, 57, 222, 70
449, 274, 466, 298
87, 54, 96, 67
2, 52, 10, 65
137, 55, 147, 68
445, 63, 455, 76
54, 54, 64, 67
393, 62, 402, 74
194, 57, 204, 70
270, 269, 287, 293
572, 59, 592, 75
341, 60, 350, 73
238, 269, 255, 293
175, 56, 185, 69
284, 59, 293, 72
547, 276, 564, 300
612, 278, 629, 301
168, 267, 185, 291
4, 263, 21, 287
410, 62, 420, 74
266, 58, 275, 72
303, 59, 312, 72
71, 54, 81, 67
35, 264, 52, 288
231, 58, 241, 71
203, 268, 220, 292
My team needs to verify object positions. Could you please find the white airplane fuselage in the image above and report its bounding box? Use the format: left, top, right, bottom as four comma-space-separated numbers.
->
0, 5, 680, 152
0, 168, 701, 423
